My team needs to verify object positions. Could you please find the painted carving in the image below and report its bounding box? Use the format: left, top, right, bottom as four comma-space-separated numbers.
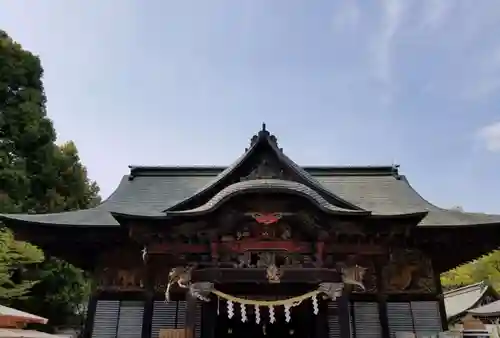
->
266, 264, 282, 283
338, 263, 367, 292
383, 249, 436, 293
230, 251, 284, 282
96, 267, 144, 290
256, 252, 274, 267
189, 282, 214, 302
236, 228, 251, 240
318, 282, 344, 300
165, 266, 194, 302
236, 252, 251, 268
335, 255, 377, 293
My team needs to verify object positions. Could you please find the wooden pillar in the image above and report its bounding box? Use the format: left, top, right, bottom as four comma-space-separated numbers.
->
210, 241, 219, 265
315, 241, 325, 267
142, 248, 155, 338
202, 299, 217, 338
375, 257, 390, 338
83, 293, 98, 338
315, 300, 329, 338
185, 293, 197, 338
338, 296, 351, 338
142, 294, 154, 338
433, 263, 448, 331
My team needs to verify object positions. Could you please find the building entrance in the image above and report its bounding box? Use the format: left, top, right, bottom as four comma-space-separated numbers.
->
214, 298, 316, 338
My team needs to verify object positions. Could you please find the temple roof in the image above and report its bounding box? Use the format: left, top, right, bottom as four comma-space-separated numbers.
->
444, 281, 500, 319
468, 299, 500, 317
2, 125, 500, 227
444, 282, 491, 319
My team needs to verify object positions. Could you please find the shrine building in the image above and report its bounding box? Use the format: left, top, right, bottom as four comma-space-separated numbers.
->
2, 125, 500, 338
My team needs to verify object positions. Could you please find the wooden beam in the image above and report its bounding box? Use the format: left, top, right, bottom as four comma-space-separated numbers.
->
191, 267, 340, 283
147, 241, 385, 255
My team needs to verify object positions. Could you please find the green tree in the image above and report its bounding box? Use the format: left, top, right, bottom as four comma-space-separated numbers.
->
0, 30, 100, 329
441, 250, 500, 291
0, 228, 44, 300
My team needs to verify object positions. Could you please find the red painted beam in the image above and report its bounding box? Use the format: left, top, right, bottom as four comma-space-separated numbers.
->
223, 240, 310, 252
147, 241, 385, 255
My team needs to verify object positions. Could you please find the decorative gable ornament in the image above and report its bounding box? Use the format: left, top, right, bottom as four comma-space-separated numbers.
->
250, 212, 283, 225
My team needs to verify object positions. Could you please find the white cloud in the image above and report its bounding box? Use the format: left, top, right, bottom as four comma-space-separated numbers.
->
477, 122, 500, 152
370, 0, 405, 85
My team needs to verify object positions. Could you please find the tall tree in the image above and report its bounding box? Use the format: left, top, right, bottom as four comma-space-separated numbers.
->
0, 30, 100, 329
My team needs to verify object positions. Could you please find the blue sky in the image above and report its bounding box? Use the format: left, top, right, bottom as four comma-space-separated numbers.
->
1, 1, 500, 213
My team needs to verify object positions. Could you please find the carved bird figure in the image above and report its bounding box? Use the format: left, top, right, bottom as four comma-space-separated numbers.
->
337, 263, 367, 292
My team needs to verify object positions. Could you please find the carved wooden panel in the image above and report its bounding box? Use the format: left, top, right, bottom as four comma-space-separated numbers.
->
382, 249, 436, 293
95, 267, 145, 291
94, 247, 146, 291
352, 256, 377, 293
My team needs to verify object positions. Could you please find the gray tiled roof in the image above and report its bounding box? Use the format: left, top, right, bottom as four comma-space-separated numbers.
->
468, 299, 500, 316
2, 127, 500, 227
444, 282, 489, 319
2, 166, 500, 227
166, 179, 369, 216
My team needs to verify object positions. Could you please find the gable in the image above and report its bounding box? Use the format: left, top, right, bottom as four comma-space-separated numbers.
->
164, 125, 364, 213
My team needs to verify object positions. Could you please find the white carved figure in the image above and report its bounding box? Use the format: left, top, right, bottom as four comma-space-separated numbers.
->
338, 263, 366, 291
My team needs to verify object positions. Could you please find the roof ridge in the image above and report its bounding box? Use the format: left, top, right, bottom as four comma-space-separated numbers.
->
128, 165, 398, 176
443, 281, 486, 297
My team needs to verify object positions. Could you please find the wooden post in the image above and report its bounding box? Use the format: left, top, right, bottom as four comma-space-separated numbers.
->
83, 293, 98, 338
433, 262, 449, 331
375, 257, 390, 338
315, 241, 325, 267
315, 300, 329, 338
210, 241, 219, 265
142, 294, 154, 338
185, 293, 197, 338
142, 246, 155, 338
202, 297, 216, 338
338, 296, 351, 338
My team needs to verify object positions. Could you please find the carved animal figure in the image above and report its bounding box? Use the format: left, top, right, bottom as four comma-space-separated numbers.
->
387, 264, 418, 291
338, 264, 366, 291
318, 282, 344, 300
189, 282, 214, 302
266, 264, 282, 283
165, 266, 194, 302
117, 269, 137, 287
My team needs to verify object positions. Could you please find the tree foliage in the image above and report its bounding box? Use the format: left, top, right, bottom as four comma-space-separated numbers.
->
0, 30, 100, 329
0, 229, 44, 300
441, 250, 500, 291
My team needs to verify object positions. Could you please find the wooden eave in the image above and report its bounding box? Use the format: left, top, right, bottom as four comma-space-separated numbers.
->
416, 222, 500, 272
